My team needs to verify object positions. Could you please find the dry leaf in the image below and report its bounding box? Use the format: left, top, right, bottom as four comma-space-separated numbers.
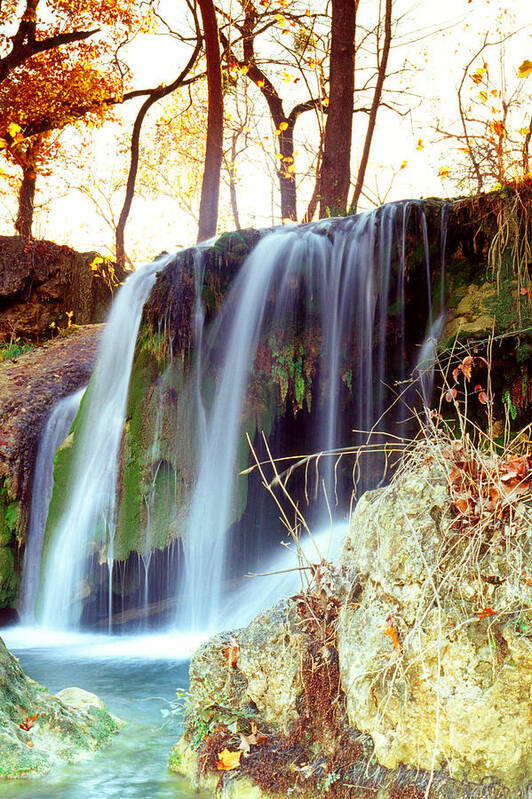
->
517, 59, 532, 78
216, 748, 242, 771
19, 714, 38, 731
475, 608, 496, 620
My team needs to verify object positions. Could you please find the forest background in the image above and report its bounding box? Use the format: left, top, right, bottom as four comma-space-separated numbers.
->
0, 0, 530, 266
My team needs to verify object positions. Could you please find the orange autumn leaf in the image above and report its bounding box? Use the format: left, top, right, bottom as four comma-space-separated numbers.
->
216, 748, 242, 771
19, 714, 38, 731
382, 622, 401, 651
475, 608, 496, 620
517, 59, 532, 78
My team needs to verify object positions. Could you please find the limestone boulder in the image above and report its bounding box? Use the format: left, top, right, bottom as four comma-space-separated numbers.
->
187, 598, 305, 737
338, 460, 532, 790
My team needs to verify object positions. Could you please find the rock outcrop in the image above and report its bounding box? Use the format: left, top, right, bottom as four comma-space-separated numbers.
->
170, 443, 532, 798
0, 236, 126, 343
0, 636, 122, 778
338, 456, 532, 790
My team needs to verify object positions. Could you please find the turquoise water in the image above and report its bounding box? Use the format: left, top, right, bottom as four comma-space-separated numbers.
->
0, 629, 210, 799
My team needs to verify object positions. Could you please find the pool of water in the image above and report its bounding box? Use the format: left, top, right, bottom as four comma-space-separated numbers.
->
0, 628, 211, 799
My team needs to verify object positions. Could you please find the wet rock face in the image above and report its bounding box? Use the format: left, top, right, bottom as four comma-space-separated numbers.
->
338, 460, 532, 790
0, 237, 126, 343
0, 637, 122, 778
0, 326, 103, 507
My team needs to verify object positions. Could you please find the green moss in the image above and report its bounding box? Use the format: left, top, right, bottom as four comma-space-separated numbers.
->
0, 740, 51, 777
0, 547, 17, 605
167, 745, 182, 772
114, 348, 162, 560
0, 478, 19, 606
484, 279, 532, 332
0, 479, 20, 548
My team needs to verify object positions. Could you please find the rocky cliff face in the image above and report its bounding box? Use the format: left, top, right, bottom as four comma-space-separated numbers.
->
170, 440, 532, 798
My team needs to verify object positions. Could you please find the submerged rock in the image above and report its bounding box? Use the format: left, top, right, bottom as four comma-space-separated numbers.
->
170, 444, 532, 798
0, 636, 122, 778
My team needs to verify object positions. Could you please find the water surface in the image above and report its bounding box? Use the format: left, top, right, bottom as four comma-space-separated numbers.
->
0, 630, 209, 799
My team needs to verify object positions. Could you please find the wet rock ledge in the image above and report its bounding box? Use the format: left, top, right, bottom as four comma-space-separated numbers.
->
0, 637, 122, 778
170, 440, 532, 799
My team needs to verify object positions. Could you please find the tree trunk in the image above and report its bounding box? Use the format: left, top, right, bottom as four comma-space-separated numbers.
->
197, 0, 223, 243
14, 137, 41, 239
279, 127, 297, 221
349, 0, 392, 213
115, 42, 201, 266
319, 0, 357, 218
115, 98, 152, 266
227, 133, 241, 229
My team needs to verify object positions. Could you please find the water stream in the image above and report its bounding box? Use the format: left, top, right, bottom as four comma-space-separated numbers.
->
38, 257, 170, 629
23, 202, 448, 636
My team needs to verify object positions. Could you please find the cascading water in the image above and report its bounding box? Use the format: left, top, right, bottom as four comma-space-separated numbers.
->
29, 201, 448, 635
18, 387, 85, 621
182, 201, 443, 631
37, 257, 169, 629
182, 230, 331, 630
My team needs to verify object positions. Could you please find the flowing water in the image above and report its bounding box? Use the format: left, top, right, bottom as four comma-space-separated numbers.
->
183, 203, 440, 631
24, 202, 448, 635
38, 257, 170, 630
19, 388, 85, 621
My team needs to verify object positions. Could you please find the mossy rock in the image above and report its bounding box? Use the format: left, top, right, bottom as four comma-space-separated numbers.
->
0, 547, 17, 606
0, 636, 122, 779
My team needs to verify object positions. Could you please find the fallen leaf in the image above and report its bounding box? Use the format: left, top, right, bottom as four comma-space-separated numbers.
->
382, 619, 401, 651
475, 608, 496, 620
19, 714, 38, 731
216, 748, 242, 771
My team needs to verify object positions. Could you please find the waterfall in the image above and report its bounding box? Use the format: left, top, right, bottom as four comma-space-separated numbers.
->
38, 257, 169, 629
182, 202, 441, 631
182, 230, 331, 630
18, 387, 85, 621
30, 201, 449, 634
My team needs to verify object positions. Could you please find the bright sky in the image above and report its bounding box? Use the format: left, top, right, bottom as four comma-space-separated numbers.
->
1, 0, 530, 262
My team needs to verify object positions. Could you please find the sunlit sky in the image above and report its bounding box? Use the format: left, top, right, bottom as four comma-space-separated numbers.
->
1, 0, 530, 262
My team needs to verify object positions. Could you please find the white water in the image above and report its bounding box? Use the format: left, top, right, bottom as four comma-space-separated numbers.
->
38, 257, 169, 629
182, 230, 330, 630
183, 203, 441, 631
223, 521, 349, 629
19, 388, 85, 621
